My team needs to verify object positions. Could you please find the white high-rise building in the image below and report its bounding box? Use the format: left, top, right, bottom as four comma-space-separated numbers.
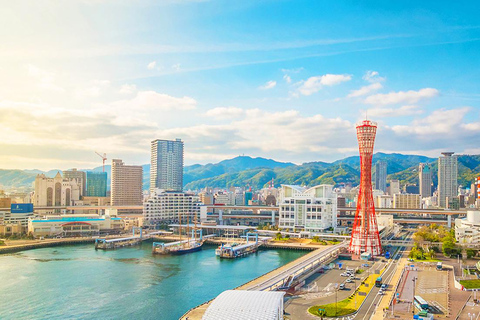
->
278, 185, 337, 233
150, 139, 184, 193
143, 189, 202, 226
438, 152, 458, 208
419, 163, 432, 198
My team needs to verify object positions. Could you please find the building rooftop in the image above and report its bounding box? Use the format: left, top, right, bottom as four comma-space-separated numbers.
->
32, 217, 121, 223
202, 290, 285, 320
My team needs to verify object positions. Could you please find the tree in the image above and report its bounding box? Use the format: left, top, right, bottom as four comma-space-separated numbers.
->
466, 249, 478, 259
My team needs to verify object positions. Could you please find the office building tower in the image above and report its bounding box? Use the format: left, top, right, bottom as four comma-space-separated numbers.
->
63, 168, 86, 197
86, 172, 107, 197
111, 159, 143, 206
374, 160, 387, 192
438, 152, 458, 208
349, 120, 382, 256
150, 139, 184, 193
419, 163, 432, 198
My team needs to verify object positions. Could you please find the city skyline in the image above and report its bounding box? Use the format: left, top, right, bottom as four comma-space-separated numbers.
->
1, 1, 480, 170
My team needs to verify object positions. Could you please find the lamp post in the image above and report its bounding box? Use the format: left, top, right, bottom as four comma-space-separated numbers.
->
412, 277, 417, 316
335, 285, 338, 316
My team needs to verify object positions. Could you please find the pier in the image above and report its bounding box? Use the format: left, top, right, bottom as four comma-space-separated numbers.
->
215, 233, 261, 259
95, 227, 144, 250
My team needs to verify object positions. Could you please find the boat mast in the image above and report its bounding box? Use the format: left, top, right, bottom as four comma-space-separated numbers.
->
178, 211, 182, 241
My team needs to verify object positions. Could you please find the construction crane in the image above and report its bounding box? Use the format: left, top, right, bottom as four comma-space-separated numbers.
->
95, 151, 107, 172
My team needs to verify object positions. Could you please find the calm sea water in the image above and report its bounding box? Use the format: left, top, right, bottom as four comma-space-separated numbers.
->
0, 242, 305, 320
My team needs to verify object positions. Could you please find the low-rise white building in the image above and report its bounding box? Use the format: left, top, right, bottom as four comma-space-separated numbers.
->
143, 189, 202, 226
278, 185, 337, 233
455, 210, 480, 244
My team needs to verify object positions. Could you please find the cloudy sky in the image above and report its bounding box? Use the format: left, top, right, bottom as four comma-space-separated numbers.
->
1, 0, 480, 170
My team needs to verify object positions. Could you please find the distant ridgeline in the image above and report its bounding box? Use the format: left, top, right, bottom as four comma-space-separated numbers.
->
2, 153, 480, 191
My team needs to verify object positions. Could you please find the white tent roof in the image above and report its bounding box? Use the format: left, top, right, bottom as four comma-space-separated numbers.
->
202, 290, 285, 320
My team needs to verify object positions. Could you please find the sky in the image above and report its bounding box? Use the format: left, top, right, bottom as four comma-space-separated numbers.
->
1, 0, 480, 170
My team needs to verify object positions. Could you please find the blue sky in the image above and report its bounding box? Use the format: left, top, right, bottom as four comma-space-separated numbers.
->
0, 0, 479, 169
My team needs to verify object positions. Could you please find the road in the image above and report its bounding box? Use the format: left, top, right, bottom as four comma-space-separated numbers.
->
353, 246, 407, 319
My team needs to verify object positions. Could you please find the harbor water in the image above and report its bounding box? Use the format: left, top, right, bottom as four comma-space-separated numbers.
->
0, 242, 306, 320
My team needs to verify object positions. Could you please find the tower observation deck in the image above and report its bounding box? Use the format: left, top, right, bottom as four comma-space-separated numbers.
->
349, 120, 382, 256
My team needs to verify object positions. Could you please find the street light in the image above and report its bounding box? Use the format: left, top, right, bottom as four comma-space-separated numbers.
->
412, 277, 417, 316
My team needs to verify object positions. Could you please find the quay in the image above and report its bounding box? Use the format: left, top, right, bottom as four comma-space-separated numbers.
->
181, 241, 347, 319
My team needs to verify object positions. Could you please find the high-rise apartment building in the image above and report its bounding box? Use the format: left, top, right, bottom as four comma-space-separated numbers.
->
150, 139, 184, 193
374, 160, 387, 192
111, 159, 143, 206
86, 172, 107, 197
63, 168, 86, 197
438, 152, 458, 208
419, 163, 432, 198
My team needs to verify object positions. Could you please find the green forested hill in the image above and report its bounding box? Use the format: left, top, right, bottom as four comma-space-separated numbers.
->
2, 154, 480, 191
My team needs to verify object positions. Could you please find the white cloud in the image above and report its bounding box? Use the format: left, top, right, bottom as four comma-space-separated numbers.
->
391, 107, 470, 135
348, 82, 383, 98
26, 64, 65, 92
364, 88, 439, 105
119, 84, 137, 94
366, 105, 422, 118
206, 107, 245, 119
259, 80, 277, 90
172, 63, 181, 71
281, 67, 304, 74
111, 91, 197, 112
297, 74, 352, 96
147, 61, 157, 70
75, 79, 110, 98
283, 74, 292, 83
363, 70, 386, 83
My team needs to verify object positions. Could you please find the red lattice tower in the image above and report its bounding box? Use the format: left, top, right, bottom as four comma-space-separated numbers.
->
349, 120, 382, 256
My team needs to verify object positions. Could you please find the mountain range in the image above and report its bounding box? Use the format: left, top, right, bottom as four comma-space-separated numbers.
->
1, 153, 480, 192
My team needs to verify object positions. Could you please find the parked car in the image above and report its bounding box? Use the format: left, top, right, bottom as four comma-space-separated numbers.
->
339, 284, 345, 290
377, 290, 385, 295
381, 284, 387, 290
341, 273, 348, 277
362, 263, 370, 267
346, 278, 353, 283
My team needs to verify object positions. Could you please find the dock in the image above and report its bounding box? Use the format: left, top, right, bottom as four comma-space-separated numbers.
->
95, 227, 144, 250
215, 233, 261, 259
95, 235, 142, 249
